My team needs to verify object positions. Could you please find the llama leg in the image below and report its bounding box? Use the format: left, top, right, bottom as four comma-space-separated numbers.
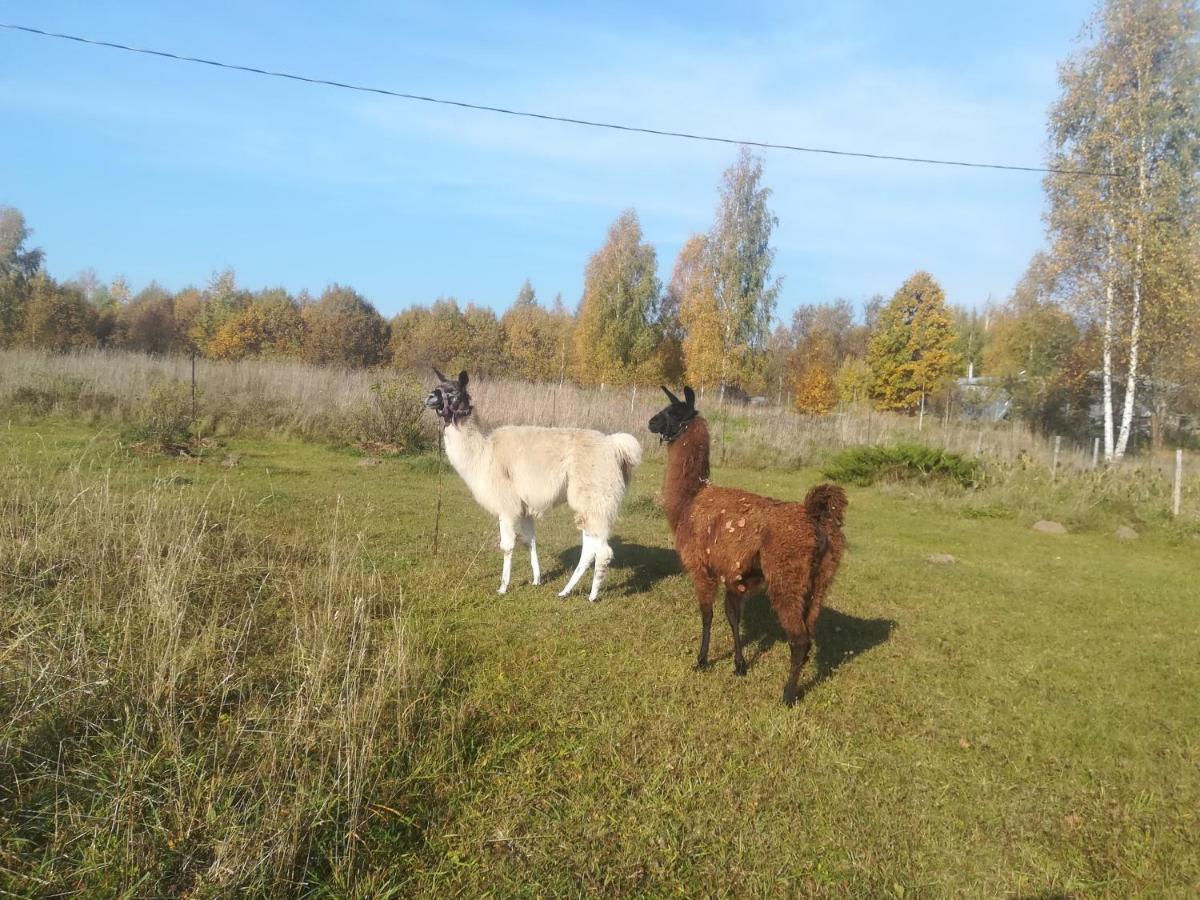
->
586, 537, 614, 602
724, 589, 747, 676
558, 532, 596, 598
693, 574, 717, 669
519, 516, 540, 586
783, 627, 813, 707
497, 517, 517, 595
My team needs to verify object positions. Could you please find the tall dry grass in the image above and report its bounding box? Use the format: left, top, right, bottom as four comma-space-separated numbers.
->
0, 460, 436, 895
1, 347, 1195, 522
0, 347, 1071, 464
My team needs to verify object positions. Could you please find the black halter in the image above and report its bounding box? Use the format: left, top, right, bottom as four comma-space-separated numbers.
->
660, 415, 697, 444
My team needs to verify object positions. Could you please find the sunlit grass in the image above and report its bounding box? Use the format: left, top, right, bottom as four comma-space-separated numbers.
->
2, 420, 1196, 895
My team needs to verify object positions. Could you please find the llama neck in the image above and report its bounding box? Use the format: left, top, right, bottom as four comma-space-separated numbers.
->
662, 417, 710, 532
442, 415, 490, 488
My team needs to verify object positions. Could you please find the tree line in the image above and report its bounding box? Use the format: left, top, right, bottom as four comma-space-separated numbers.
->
1, 0, 1196, 456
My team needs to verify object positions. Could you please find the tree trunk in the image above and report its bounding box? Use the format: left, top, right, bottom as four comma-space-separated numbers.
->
1150, 397, 1167, 452
1114, 271, 1141, 459
1102, 225, 1116, 462
1115, 138, 1148, 461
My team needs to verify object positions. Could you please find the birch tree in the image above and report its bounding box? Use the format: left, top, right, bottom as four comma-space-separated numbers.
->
1046, 0, 1200, 460
706, 148, 782, 397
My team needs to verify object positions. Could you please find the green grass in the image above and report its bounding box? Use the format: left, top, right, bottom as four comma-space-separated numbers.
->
2, 418, 1198, 896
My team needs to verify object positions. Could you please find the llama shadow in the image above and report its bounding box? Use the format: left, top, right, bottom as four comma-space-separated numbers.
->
551, 538, 681, 595
739, 598, 895, 689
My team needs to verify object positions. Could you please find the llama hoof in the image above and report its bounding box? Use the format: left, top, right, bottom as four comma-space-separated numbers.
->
557, 589, 571, 598
734, 660, 748, 677
693, 659, 710, 672
587, 594, 600, 603
497, 586, 508, 595
531, 578, 541, 586
782, 685, 800, 707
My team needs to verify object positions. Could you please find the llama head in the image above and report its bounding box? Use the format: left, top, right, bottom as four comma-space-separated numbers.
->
425, 368, 473, 425
648, 385, 698, 442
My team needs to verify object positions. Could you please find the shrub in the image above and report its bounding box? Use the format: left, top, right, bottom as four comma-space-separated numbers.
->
128, 380, 196, 453
353, 376, 434, 455
823, 443, 981, 487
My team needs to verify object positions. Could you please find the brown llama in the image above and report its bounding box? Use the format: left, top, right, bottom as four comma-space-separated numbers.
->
648, 386, 848, 705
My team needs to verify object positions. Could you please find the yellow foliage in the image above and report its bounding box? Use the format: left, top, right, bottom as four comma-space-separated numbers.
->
792, 363, 838, 415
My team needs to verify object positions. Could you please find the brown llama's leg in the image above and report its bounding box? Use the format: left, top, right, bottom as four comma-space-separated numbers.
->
724, 588, 747, 676
783, 627, 813, 707
693, 573, 717, 670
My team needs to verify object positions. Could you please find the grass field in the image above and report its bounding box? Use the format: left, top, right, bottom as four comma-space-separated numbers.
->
2, 418, 1199, 897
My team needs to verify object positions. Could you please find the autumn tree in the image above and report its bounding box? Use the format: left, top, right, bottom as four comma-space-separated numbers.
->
1046, 0, 1200, 459
867, 271, 961, 415
984, 256, 1085, 433
706, 148, 782, 396
462, 303, 506, 375
22, 274, 97, 351
188, 269, 250, 354
0, 206, 44, 345
835, 357, 874, 406
115, 283, 181, 354
208, 289, 305, 360
501, 280, 569, 381
571, 209, 664, 385
302, 284, 388, 367
673, 233, 724, 391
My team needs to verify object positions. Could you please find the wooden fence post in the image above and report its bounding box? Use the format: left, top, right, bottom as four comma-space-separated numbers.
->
1052, 435, 1061, 483
1092, 437, 1100, 470
1174, 449, 1183, 518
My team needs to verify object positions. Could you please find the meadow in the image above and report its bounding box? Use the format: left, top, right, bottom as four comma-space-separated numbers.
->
1, 349, 1198, 896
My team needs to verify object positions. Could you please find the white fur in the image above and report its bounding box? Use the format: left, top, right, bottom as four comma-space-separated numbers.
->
442, 417, 642, 600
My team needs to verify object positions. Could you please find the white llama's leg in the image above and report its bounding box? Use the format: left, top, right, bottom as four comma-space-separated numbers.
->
519, 516, 540, 586
498, 517, 517, 595
558, 532, 596, 597
587, 535, 614, 602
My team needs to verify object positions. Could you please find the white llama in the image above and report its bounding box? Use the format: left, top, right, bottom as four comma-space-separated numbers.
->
425, 369, 642, 601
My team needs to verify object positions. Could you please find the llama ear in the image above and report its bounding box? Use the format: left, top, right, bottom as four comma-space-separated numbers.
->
661, 386, 681, 404
683, 386, 695, 409
457, 370, 469, 388
432, 366, 448, 383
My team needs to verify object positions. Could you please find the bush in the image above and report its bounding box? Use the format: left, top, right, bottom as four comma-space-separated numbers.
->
823, 443, 981, 487
127, 380, 196, 453
353, 377, 434, 455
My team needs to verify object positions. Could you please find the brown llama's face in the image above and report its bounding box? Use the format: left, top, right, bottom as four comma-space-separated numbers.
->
425, 368, 473, 425
648, 385, 698, 443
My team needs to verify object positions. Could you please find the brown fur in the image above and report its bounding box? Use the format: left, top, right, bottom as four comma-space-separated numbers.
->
662, 417, 847, 705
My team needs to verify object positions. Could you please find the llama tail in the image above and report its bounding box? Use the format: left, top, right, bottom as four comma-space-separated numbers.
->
804, 484, 848, 531
608, 433, 644, 485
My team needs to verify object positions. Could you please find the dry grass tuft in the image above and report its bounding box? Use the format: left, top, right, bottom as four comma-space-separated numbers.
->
0, 465, 435, 895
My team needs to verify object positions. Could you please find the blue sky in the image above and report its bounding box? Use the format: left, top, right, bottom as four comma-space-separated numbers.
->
1, 1, 1093, 320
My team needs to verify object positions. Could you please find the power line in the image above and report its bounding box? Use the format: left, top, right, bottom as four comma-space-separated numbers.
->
2, 21, 1119, 178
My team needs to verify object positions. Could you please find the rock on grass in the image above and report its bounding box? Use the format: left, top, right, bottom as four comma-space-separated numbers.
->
1032, 520, 1067, 535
